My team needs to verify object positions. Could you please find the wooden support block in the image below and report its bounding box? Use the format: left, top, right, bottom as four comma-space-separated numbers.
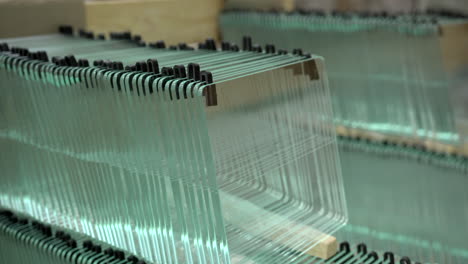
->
306, 236, 338, 260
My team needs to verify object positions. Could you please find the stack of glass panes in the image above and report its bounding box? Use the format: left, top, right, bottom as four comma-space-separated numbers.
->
336, 134, 468, 264
221, 9, 468, 264
221, 10, 464, 145
0, 207, 422, 264
0, 28, 347, 264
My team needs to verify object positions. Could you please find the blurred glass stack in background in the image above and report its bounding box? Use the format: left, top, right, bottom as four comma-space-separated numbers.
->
222, 8, 468, 264
221, 11, 468, 148
337, 135, 468, 263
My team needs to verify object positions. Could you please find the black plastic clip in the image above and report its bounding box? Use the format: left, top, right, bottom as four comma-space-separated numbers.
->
67, 239, 77, 248
221, 41, 231, 51
52, 57, 63, 66
198, 43, 207, 49
147, 59, 160, 74
230, 44, 240, 52
114, 250, 125, 260
149, 40, 166, 49
365, 251, 379, 263
0, 43, 9, 52
42, 225, 52, 237
201, 71, 217, 106
12, 47, 29, 57
242, 36, 252, 51
115, 61, 124, 70
135, 61, 148, 72
82, 240, 93, 250
133, 35, 142, 42
38, 51, 49, 62
384, 252, 395, 264
339, 242, 351, 253
293, 48, 303, 56
78, 59, 90, 67
93, 60, 104, 67
252, 44, 262, 53
278, 49, 288, 55
64, 55, 78, 67
93, 245, 102, 253
178, 43, 189, 50
86, 31, 95, 40
128, 256, 139, 263
123, 31, 132, 40
265, 44, 276, 54
188, 63, 201, 81
204, 38, 217, 51
79, 29, 87, 37
357, 243, 367, 255
400, 256, 411, 264
174, 65, 187, 78
58, 25, 74, 36
104, 248, 114, 257
161, 67, 174, 76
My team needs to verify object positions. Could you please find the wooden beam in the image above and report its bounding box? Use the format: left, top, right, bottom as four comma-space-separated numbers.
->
85, 0, 222, 45
439, 22, 468, 74
0, 0, 85, 38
